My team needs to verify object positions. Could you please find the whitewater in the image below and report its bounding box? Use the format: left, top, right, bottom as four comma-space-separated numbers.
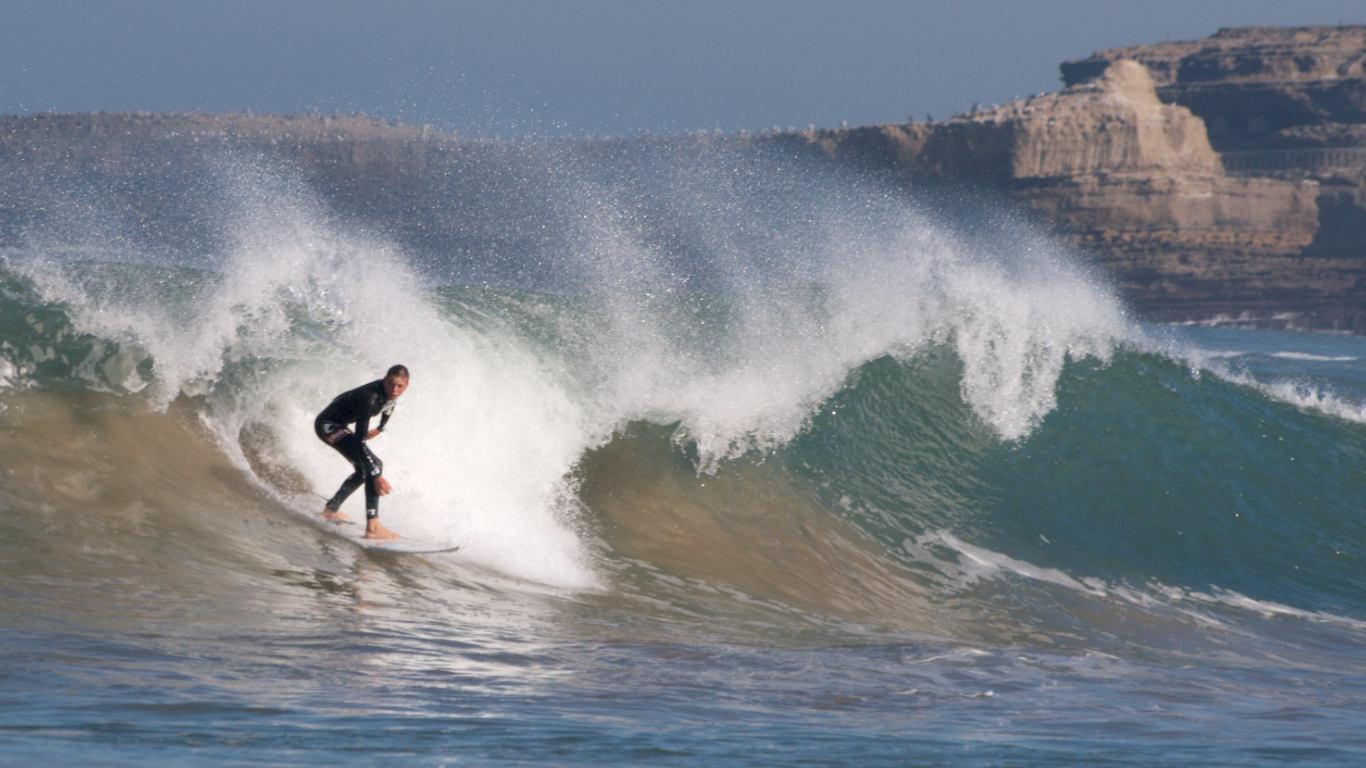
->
2, 138, 1365, 766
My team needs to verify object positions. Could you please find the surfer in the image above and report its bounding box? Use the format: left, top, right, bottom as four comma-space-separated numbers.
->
314, 364, 410, 539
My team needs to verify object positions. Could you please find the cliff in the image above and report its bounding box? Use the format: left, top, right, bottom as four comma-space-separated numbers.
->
800, 57, 1337, 326
1057, 26, 1366, 328
1060, 25, 1366, 152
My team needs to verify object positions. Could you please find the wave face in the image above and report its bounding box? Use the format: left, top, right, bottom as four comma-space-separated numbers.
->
4, 142, 1366, 764
5, 146, 1366, 629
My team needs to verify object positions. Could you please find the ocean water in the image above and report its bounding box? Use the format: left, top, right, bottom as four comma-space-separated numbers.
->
2, 142, 1366, 766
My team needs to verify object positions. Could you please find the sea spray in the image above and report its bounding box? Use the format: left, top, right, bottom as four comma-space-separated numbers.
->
539, 144, 1139, 476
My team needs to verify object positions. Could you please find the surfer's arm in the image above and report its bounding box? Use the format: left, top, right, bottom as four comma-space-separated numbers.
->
367, 416, 388, 439
372, 407, 393, 437
353, 392, 379, 443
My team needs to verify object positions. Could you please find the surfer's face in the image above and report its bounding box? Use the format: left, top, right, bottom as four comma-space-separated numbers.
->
384, 375, 409, 400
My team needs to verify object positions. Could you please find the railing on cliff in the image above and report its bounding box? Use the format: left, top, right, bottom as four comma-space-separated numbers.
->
1221, 147, 1366, 174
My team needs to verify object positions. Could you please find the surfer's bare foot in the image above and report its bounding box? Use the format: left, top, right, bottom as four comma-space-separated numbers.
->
321, 507, 350, 523
365, 519, 400, 539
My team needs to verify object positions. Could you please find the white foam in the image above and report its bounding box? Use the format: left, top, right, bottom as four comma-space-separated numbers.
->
1160, 329, 1366, 427
1169, 586, 1366, 631
1269, 351, 1357, 362
1251, 377, 1366, 424
911, 531, 1366, 634
1174, 348, 1366, 427
907, 530, 1106, 595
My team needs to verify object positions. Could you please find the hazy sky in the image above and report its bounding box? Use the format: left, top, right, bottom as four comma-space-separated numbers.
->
3, 0, 1362, 139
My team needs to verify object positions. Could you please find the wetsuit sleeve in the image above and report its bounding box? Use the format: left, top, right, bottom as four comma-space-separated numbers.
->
354, 390, 379, 441
377, 408, 392, 432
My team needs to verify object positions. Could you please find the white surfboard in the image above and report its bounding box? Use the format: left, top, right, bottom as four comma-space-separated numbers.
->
292, 496, 460, 555
357, 536, 461, 555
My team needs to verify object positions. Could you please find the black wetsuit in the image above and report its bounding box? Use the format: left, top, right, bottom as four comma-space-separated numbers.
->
314, 379, 397, 520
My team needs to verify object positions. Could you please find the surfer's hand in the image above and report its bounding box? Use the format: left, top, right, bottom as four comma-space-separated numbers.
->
376, 476, 392, 496
367, 429, 382, 439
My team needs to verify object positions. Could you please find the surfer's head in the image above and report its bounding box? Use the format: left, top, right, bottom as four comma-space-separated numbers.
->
383, 364, 410, 399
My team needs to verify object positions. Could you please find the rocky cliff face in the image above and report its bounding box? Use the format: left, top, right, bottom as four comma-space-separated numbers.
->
800, 57, 1340, 326
1063, 26, 1366, 328
1061, 26, 1366, 152
972, 60, 1224, 178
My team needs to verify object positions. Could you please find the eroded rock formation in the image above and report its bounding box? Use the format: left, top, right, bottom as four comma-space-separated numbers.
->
800, 57, 1335, 326
1059, 26, 1366, 327
1061, 26, 1366, 153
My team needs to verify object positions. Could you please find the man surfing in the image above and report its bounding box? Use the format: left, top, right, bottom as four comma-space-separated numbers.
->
314, 364, 409, 539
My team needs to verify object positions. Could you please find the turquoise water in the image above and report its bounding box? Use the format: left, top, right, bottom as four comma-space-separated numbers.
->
3, 146, 1366, 765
